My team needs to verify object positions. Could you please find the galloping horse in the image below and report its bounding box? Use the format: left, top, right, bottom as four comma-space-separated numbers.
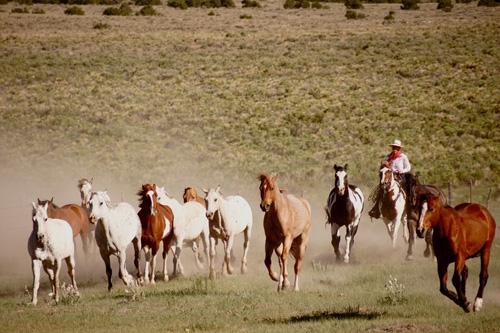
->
406, 174, 446, 260
28, 202, 78, 305
417, 194, 496, 312
89, 190, 142, 291
156, 185, 209, 276
325, 164, 364, 264
77, 178, 96, 253
202, 186, 253, 279
258, 173, 311, 292
137, 184, 175, 283
378, 166, 407, 249
37, 198, 92, 258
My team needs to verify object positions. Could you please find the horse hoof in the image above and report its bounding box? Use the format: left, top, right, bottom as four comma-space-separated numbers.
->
463, 302, 472, 313
343, 258, 350, 264
406, 255, 413, 261
474, 298, 483, 312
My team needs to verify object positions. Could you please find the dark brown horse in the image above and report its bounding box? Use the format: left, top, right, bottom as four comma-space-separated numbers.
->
406, 174, 447, 260
418, 194, 496, 312
137, 184, 175, 283
258, 173, 311, 291
37, 198, 91, 258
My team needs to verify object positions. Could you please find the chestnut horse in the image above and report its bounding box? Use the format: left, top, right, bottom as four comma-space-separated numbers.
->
258, 173, 311, 292
137, 184, 175, 283
37, 198, 92, 258
325, 164, 364, 264
417, 194, 496, 312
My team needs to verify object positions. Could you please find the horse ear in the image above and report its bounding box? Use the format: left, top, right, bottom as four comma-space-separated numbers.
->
216, 185, 221, 193
90, 178, 93, 184
344, 163, 348, 171
50, 197, 54, 203
32, 202, 37, 210
201, 188, 208, 194
272, 173, 278, 181
37, 198, 41, 204
334, 164, 338, 170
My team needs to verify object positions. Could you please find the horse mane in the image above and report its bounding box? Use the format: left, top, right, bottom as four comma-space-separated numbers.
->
137, 184, 155, 209
77, 178, 92, 189
37, 198, 59, 209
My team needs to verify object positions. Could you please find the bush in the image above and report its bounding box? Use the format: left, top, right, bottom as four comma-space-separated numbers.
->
137, 4, 159, 15
167, 0, 188, 8
477, 0, 500, 6
437, 0, 452, 11
345, 0, 363, 9
135, 0, 161, 4
242, 0, 260, 7
283, 0, 310, 8
345, 9, 365, 19
103, 3, 133, 15
401, 0, 419, 10
64, 6, 85, 15
239, 14, 252, 19
383, 10, 394, 24
11, 7, 30, 13
32, 7, 46, 13
93, 22, 110, 29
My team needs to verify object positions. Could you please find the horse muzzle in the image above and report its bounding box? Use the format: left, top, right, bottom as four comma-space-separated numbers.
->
260, 202, 270, 212
206, 211, 214, 220
416, 227, 425, 239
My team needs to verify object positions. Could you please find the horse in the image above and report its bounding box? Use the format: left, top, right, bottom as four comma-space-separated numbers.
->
378, 166, 408, 249
37, 198, 92, 259
258, 173, 311, 292
77, 178, 97, 253
156, 185, 209, 276
88, 190, 142, 291
406, 173, 446, 260
417, 194, 496, 312
28, 202, 78, 305
183, 186, 236, 264
202, 186, 253, 279
137, 184, 175, 283
325, 164, 364, 264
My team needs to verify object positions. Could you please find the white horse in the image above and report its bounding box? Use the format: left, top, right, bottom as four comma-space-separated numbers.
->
156, 186, 209, 276
378, 166, 408, 248
28, 202, 78, 305
88, 190, 142, 291
202, 186, 253, 279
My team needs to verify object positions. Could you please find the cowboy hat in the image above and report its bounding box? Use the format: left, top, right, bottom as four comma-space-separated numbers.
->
389, 139, 403, 148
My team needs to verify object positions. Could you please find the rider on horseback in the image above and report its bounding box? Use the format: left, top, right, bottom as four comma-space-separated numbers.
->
368, 139, 412, 219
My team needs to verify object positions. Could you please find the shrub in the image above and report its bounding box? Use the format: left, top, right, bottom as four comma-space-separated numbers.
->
64, 6, 85, 15
167, 0, 188, 8
437, 0, 453, 11
240, 14, 252, 19
283, 0, 310, 8
242, 0, 260, 7
137, 4, 159, 15
103, 3, 133, 15
32, 7, 46, 13
11, 7, 30, 13
345, 9, 365, 19
135, 0, 161, 4
93, 22, 110, 29
401, 0, 419, 10
311, 1, 324, 8
477, 0, 500, 6
383, 10, 394, 24
345, 0, 363, 9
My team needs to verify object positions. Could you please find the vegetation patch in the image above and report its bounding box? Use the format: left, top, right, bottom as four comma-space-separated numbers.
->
64, 6, 85, 15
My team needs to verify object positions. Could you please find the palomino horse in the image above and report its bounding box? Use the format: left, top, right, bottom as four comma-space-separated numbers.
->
202, 186, 253, 279
156, 185, 209, 276
417, 194, 496, 312
28, 202, 78, 305
378, 166, 407, 249
88, 190, 142, 291
37, 198, 92, 258
325, 164, 364, 264
258, 173, 311, 292
77, 178, 97, 253
406, 174, 446, 260
137, 184, 175, 283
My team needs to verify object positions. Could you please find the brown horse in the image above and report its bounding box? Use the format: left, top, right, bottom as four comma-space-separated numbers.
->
183, 187, 206, 209
418, 194, 496, 312
37, 198, 91, 258
137, 184, 175, 283
258, 173, 311, 292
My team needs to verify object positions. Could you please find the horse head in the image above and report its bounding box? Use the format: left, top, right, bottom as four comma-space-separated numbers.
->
379, 166, 394, 192
416, 193, 441, 238
183, 187, 197, 203
258, 173, 279, 213
32, 201, 49, 240
334, 164, 348, 196
78, 178, 93, 209
140, 183, 159, 216
88, 190, 111, 224
203, 186, 222, 220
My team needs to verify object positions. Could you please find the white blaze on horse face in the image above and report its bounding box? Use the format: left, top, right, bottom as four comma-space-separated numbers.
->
147, 190, 157, 216
417, 201, 428, 231
335, 170, 347, 195
205, 190, 219, 219
32, 202, 49, 237
80, 182, 93, 208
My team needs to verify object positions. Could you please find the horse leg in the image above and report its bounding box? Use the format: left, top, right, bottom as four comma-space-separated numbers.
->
117, 250, 134, 287
264, 239, 278, 282
143, 248, 152, 283
451, 256, 472, 312
99, 250, 113, 291
344, 224, 358, 264
474, 248, 492, 312
406, 218, 415, 261
293, 237, 308, 292
278, 237, 292, 292
330, 223, 342, 261
31, 259, 42, 305
209, 236, 217, 279
162, 239, 171, 282
64, 255, 78, 292
438, 261, 461, 308
402, 215, 409, 244
132, 237, 142, 282
424, 229, 433, 259
222, 236, 234, 275
52, 259, 62, 304
241, 228, 251, 274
